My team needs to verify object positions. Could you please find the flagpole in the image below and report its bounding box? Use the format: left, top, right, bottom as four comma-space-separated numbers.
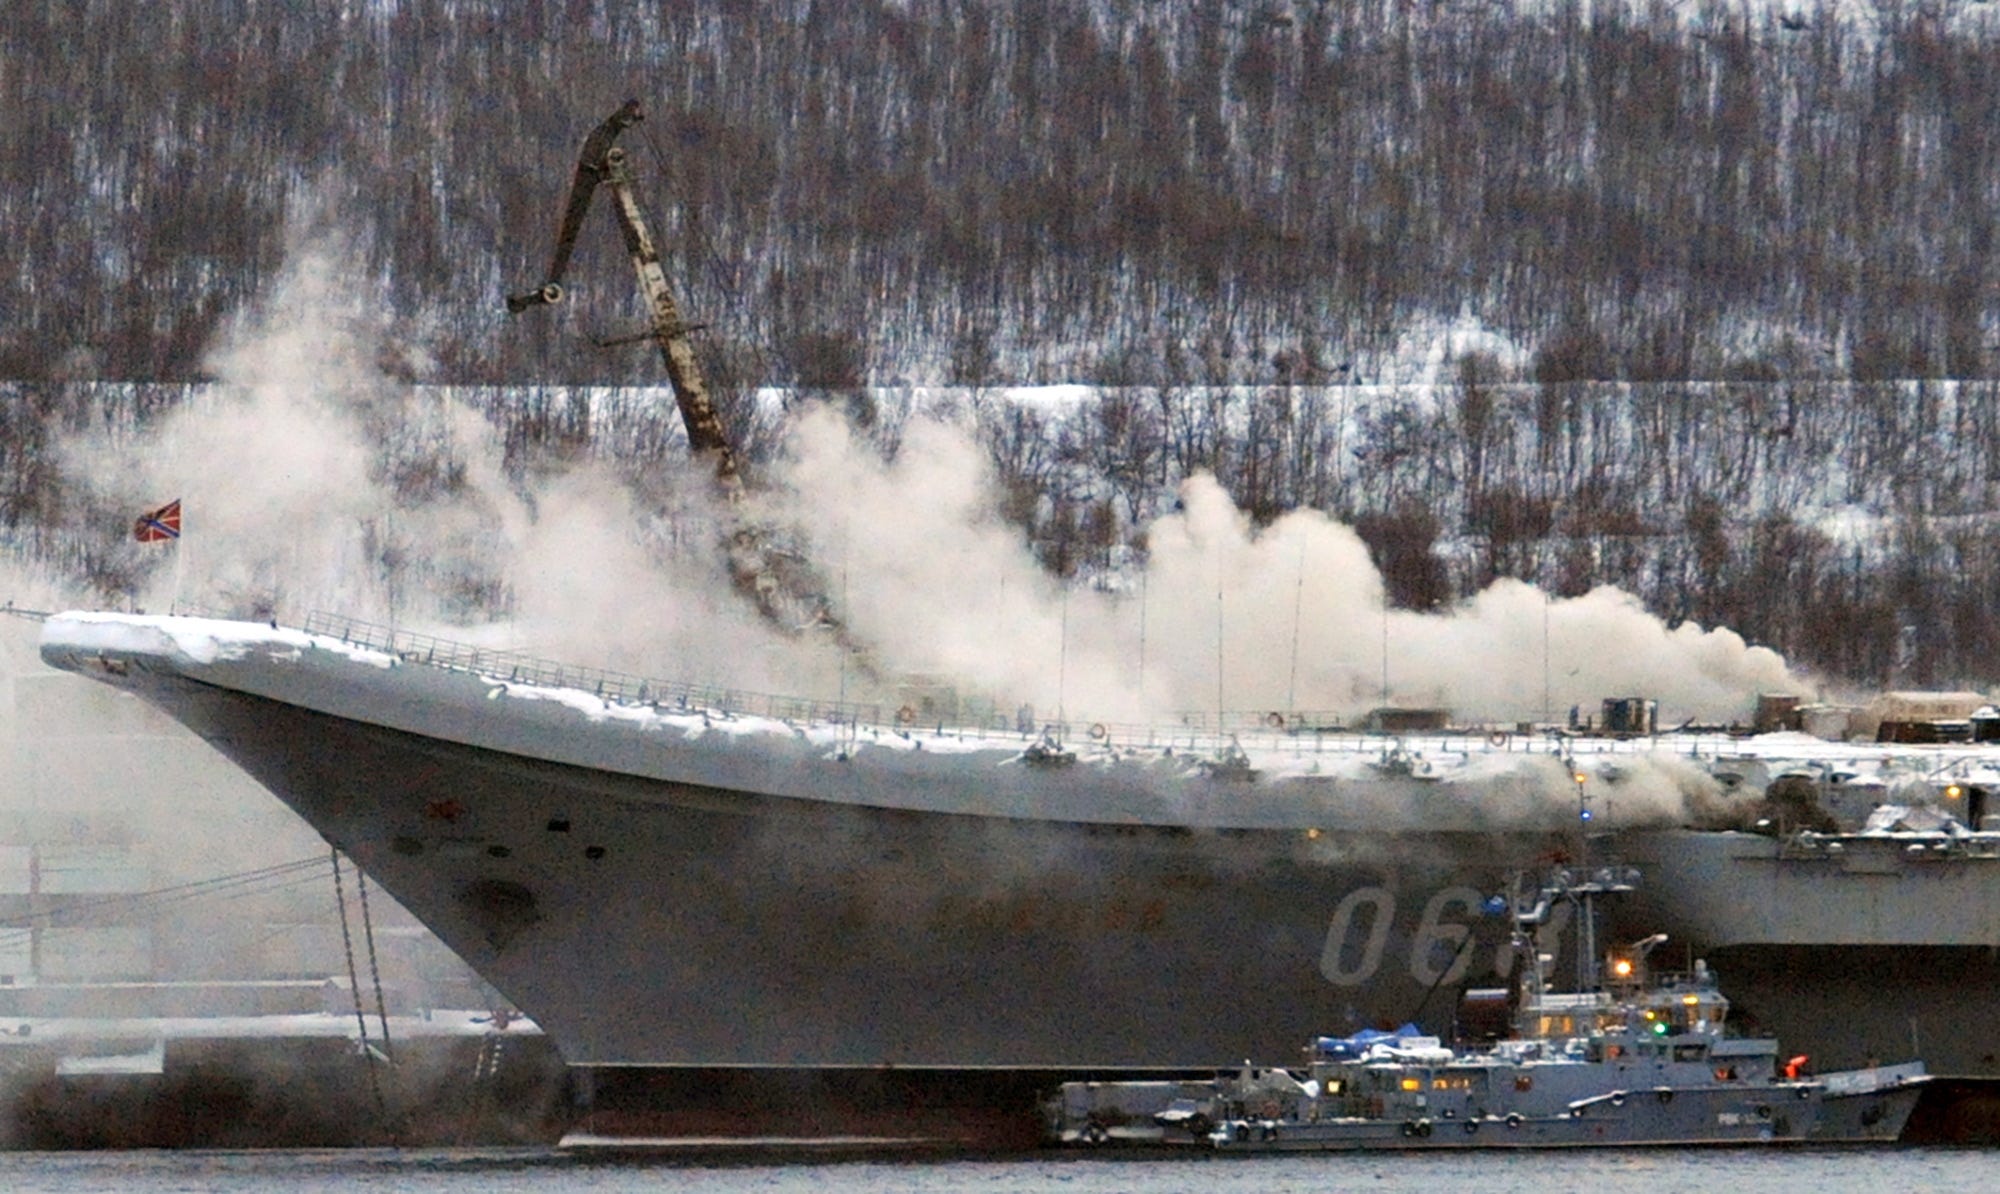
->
134, 499, 186, 612
169, 499, 186, 612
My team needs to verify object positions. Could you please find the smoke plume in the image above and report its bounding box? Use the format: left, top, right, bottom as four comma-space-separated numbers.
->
28, 202, 1800, 730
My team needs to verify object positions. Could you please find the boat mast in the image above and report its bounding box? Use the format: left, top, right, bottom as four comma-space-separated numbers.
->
1509, 863, 1640, 1037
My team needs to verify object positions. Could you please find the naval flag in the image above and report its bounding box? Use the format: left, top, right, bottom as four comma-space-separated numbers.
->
134, 499, 182, 543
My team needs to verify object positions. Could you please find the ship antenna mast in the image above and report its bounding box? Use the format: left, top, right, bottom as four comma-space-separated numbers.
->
1287, 537, 1305, 715
1207, 537, 1226, 742
1573, 767, 1596, 992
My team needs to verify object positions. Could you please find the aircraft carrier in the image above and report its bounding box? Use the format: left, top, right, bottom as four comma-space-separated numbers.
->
33, 609, 2000, 1146
23, 101, 2000, 1143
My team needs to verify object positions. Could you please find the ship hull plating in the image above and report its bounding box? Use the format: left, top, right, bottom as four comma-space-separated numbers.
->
138, 680, 1570, 1068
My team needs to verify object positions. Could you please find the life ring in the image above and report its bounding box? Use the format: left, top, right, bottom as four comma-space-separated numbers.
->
1260, 1122, 1278, 1141
1656, 1089, 1674, 1104
1089, 722, 1108, 739
1266, 711, 1285, 729
1505, 1113, 1523, 1129
1234, 1124, 1251, 1142
1797, 1087, 1813, 1100
1400, 1121, 1416, 1138
1610, 1091, 1626, 1107
1415, 1119, 1433, 1138
1487, 730, 1509, 747
896, 705, 916, 725
1463, 1119, 1479, 1135
1082, 1122, 1108, 1145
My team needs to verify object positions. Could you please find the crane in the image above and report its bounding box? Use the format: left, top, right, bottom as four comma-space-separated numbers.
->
506, 100, 842, 641
506, 99, 739, 492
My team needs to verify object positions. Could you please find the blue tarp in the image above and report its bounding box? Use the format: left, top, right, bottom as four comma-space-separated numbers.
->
1312, 1023, 1424, 1058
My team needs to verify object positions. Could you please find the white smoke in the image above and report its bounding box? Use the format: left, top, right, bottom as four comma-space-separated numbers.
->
57, 210, 431, 621
769, 411, 1796, 725
32, 200, 1798, 730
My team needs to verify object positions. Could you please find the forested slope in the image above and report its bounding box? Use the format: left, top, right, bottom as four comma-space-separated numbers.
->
6, 0, 2000, 690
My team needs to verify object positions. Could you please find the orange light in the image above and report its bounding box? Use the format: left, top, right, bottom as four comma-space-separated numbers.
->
1574, 773, 1588, 784
1612, 959, 1633, 978
1400, 1078, 1421, 1091
1682, 994, 1700, 1006
1946, 785, 1963, 800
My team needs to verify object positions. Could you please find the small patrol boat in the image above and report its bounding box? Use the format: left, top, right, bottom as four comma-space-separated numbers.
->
1046, 867, 1927, 1149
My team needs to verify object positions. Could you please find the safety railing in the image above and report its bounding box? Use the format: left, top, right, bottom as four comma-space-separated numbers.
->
294, 612, 1812, 764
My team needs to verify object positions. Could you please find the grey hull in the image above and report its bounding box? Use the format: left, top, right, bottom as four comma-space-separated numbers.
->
37, 614, 2000, 1077
103, 676, 1562, 1066
1200, 1086, 1910, 1150
1209, 1091, 1821, 1149
1814, 1084, 1928, 1143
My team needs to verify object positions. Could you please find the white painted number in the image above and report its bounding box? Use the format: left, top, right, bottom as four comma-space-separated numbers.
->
1318, 886, 1393, 985
1317, 884, 1576, 989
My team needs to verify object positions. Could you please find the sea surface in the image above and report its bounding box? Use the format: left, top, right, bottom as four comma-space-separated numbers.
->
0, 1146, 1989, 1194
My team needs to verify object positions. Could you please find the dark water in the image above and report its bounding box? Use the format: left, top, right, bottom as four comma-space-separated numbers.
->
0, 1147, 1990, 1194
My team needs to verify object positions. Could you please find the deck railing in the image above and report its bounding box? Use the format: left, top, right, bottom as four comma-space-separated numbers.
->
294, 611, 1794, 764
301, 610, 910, 729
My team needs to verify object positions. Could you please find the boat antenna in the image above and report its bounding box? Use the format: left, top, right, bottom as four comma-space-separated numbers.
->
1137, 565, 1149, 709
1379, 594, 1389, 706
1287, 536, 1305, 715
1542, 584, 1552, 725
836, 543, 849, 708
1215, 548, 1227, 735
1058, 583, 1070, 735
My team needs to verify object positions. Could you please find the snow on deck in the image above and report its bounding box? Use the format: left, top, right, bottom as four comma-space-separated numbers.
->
42, 610, 2000, 805
44, 609, 396, 669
